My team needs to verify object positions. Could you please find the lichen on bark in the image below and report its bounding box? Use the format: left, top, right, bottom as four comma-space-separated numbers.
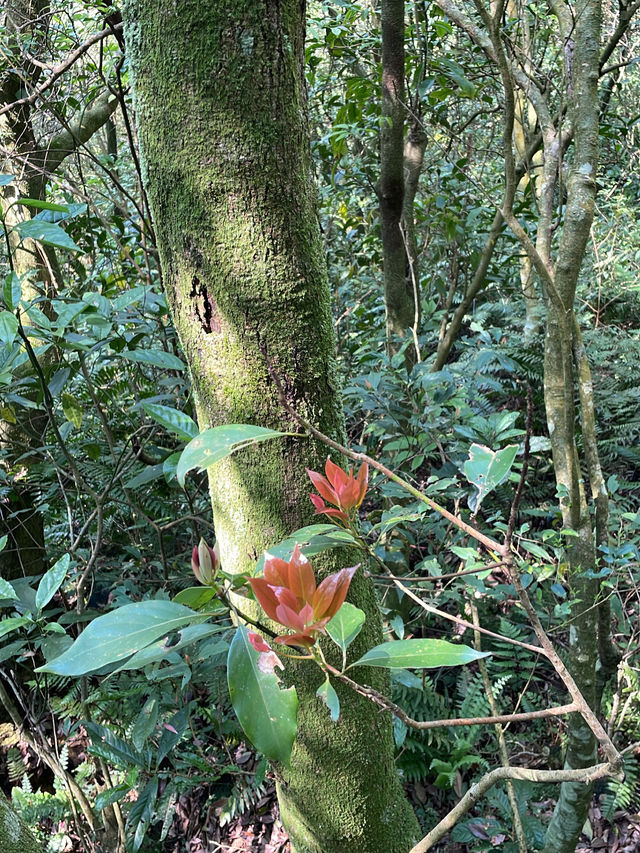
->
123, 1, 419, 850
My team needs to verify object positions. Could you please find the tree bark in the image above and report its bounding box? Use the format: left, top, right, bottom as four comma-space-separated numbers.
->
380, 0, 414, 352
123, 2, 420, 851
0, 793, 42, 853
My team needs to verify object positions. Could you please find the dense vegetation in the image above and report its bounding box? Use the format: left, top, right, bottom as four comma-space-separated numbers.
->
1, 0, 639, 851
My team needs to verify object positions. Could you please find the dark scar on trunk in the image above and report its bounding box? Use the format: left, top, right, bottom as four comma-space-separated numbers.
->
190, 275, 221, 334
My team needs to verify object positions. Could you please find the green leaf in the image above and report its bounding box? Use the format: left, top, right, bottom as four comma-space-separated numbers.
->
0, 576, 18, 601
61, 392, 83, 429
0, 616, 31, 640
13, 219, 81, 252
227, 625, 298, 765
125, 464, 165, 489
129, 776, 159, 853
95, 782, 134, 812
254, 524, 358, 573
120, 349, 186, 371
35, 553, 70, 612
463, 443, 518, 513
0, 536, 6, 552
16, 198, 70, 212
351, 638, 489, 670
114, 623, 224, 671
36, 600, 206, 675
177, 424, 291, 486
86, 722, 149, 770
3, 273, 21, 311
142, 402, 199, 441
0, 311, 18, 347
172, 587, 217, 609
316, 677, 340, 722
132, 698, 159, 750
326, 603, 365, 653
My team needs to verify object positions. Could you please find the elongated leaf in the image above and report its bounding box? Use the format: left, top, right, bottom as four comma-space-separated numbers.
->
114, 623, 224, 671
0, 536, 6, 552
129, 776, 159, 853
142, 402, 198, 441
132, 698, 159, 750
0, 577, 18, 601
326, 603, 365, 653
0, 311, 18, 347
177, 424, 291, 486
316, 678, 340, 722
3, 273, 21, 311
254, 524, 358, 573
120, 349, 185, 371
36, 600, 206, 675
351, 638, 489, 670
0, 616, 31, 639
171, 587, 217, 609
86, 722, 149, 770
35, 553, 70, 612
463, 443, 518, 513
16, 198, 70, 212
95, 783, 134, 812
13, 219, 81, 252
227, 625, 298, 765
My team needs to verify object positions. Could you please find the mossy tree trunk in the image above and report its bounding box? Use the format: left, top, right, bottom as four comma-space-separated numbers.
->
123, 2, 419, 851
0, 793, 41, 853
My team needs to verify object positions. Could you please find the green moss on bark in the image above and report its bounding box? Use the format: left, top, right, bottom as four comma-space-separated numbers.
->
0, 794, 41, 853
123, 2, 419, 850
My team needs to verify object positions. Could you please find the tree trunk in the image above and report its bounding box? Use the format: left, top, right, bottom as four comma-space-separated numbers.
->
123, 2, 420, 851
380, 0, 414, 352
0, 793, 42, 853
541, 1, 603, 849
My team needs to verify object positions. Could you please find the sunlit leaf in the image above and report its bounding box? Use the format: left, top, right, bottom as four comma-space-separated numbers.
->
227, 625, 298, 764
177, 424, 292, 486
351, 638, 489, 670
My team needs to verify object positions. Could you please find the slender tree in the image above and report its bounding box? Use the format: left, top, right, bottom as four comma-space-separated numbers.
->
123, 2, 420, 851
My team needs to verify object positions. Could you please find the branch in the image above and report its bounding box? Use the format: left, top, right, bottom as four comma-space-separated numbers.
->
0, 23, 124, 119
410, 761, 620, 853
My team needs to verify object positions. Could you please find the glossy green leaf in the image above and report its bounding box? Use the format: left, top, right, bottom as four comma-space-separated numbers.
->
0, 536, 6, 552
0, 311, 18, 347
3, 273, 21, 311
132, 698, 159, 750
316, 677, 340, 722
326, 603, 365, 653
95, 782, 134, 812
0, 616, 31, 639
16, 198, 70, 212
36, 600, 206, 675
177, 424, 291, 486
86, 722, 149, 770
114, 623, 224, 671
0, 576, 18, 601
227, 625, 298, 765
351, 638, 489, 670
463, 443, 518, 513
129, 776, 159, 853
120, 349, 186, 371
171, 586, 217, 609
142, 402, 198, 441
13, 219, 81, 252
35, 553, 70, 612
255, 524, 358, 573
